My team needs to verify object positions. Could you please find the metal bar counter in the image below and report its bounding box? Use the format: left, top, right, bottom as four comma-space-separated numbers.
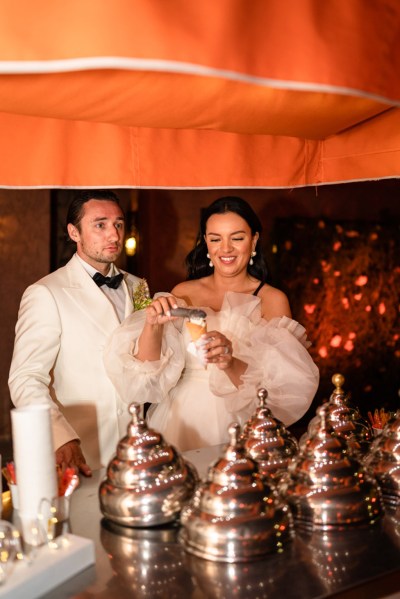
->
45, 445, 400, 599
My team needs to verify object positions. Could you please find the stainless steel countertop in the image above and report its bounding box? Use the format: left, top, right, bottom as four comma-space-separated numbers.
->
40, 445, 400, 599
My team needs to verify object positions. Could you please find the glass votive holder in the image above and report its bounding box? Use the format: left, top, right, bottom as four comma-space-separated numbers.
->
38, 496, 71, 549
0, 520, 22, 584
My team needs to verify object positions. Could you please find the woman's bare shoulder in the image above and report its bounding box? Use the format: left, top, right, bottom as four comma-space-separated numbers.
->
171, 280, 202, 306
258, 284, 292, 319
172, 277, 214, 307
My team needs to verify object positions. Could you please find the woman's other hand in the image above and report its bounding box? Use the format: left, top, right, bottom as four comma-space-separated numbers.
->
201, 330, 234, 370
138, 295, 179, 361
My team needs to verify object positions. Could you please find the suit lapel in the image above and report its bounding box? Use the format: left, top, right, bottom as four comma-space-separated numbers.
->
122, 276, 134, 319
62, 255, 120, 336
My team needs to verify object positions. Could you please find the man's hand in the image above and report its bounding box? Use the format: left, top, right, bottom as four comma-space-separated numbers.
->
56, 440, 92, 477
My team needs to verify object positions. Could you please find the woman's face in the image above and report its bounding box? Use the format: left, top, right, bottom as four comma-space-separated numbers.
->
204, 212, 258, 277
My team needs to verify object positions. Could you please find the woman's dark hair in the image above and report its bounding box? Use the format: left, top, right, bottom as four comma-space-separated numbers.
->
66, 190, 121, 231
185, 196, 269, 282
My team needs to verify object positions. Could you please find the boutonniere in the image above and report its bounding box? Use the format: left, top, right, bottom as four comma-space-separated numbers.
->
132, 279, 152, 311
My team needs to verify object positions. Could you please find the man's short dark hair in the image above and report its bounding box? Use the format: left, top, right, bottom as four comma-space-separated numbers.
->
66, 190, 121, 230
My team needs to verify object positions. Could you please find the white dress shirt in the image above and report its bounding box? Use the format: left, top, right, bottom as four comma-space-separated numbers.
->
76, 253, 126, 322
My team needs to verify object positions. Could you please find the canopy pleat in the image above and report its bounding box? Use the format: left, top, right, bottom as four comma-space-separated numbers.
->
0, 0, 399, 188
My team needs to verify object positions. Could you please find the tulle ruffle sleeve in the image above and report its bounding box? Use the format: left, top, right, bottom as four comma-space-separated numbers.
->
209, 292, 319, 426
103, 296, 185, 406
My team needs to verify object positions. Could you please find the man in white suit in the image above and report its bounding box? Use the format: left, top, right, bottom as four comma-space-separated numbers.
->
9, 190, 145, 475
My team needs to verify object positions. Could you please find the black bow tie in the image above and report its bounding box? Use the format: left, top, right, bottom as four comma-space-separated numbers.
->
93, 272, 124, 289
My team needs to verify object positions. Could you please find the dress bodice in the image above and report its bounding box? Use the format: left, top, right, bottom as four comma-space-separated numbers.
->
103, 290, 319, 451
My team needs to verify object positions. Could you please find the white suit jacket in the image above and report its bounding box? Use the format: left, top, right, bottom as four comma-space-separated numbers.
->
9, 254, 143, 469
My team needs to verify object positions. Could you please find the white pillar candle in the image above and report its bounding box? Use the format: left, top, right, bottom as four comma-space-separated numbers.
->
11, 405, 57, 542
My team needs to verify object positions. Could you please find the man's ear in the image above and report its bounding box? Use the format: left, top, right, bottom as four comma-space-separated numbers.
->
67, 223, 79, 243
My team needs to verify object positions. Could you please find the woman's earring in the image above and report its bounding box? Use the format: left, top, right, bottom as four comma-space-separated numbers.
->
249, 250, 256, 266
207, 253, 214, 268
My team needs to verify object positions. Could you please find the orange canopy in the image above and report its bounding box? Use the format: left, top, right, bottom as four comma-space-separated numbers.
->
0, 0, 399, 188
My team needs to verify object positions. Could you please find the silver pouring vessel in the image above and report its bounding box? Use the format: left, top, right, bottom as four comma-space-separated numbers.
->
179, 422, 294, 562
99, 403, 199, 527
363, 409, 400, 507
281, 404, 384, 531
302, 373, 373, 455
241, 388, 299, 481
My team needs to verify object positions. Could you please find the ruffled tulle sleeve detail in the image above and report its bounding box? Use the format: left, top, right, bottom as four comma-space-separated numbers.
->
209, 292, 319, 427
266, 315, 312, 348
103, 295, 185, 407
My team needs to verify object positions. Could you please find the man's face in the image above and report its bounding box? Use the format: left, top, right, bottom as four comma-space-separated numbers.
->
67, 199, 125, 272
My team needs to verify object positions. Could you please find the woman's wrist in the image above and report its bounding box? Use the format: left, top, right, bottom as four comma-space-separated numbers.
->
144, 320, 164, 334
136, 321, 165, 361
223, 357, 247, 386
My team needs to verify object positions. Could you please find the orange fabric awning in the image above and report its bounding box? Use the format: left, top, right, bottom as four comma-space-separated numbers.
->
0, 0, 399, 188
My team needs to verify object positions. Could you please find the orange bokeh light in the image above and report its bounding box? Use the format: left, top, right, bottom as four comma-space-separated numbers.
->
355, 275, 368, 286
304, 304, 316, 315
330, 335, 342, 348
341, 297, 349, 309
318, 346, 328, 358
344, 340, 354, 351
320, 260, 331, 273
284, 240, 292, 251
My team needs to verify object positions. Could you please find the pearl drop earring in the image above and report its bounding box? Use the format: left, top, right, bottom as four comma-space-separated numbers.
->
249, 250, 256, 266
207, 253, 214, 268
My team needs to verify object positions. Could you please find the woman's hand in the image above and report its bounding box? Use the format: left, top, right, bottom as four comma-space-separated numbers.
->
145, 295, 178, 326
201, 330, 234, 370
138, 295, 179, 362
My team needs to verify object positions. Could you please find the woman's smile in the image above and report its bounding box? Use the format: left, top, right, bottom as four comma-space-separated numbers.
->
219, 256, 236, 264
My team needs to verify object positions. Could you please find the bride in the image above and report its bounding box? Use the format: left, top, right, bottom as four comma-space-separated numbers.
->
104, 196, 319, 451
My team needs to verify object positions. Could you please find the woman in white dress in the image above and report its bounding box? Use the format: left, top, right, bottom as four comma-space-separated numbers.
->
104, 197, 319, 451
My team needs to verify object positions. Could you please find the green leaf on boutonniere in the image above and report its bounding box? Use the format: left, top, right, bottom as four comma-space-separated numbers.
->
133, 279, 152, 311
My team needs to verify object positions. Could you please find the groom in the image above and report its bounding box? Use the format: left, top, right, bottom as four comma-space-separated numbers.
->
9, 190, 145, 474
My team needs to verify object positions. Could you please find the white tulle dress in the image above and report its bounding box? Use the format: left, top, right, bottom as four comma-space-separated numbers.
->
103, 291, 319, 452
